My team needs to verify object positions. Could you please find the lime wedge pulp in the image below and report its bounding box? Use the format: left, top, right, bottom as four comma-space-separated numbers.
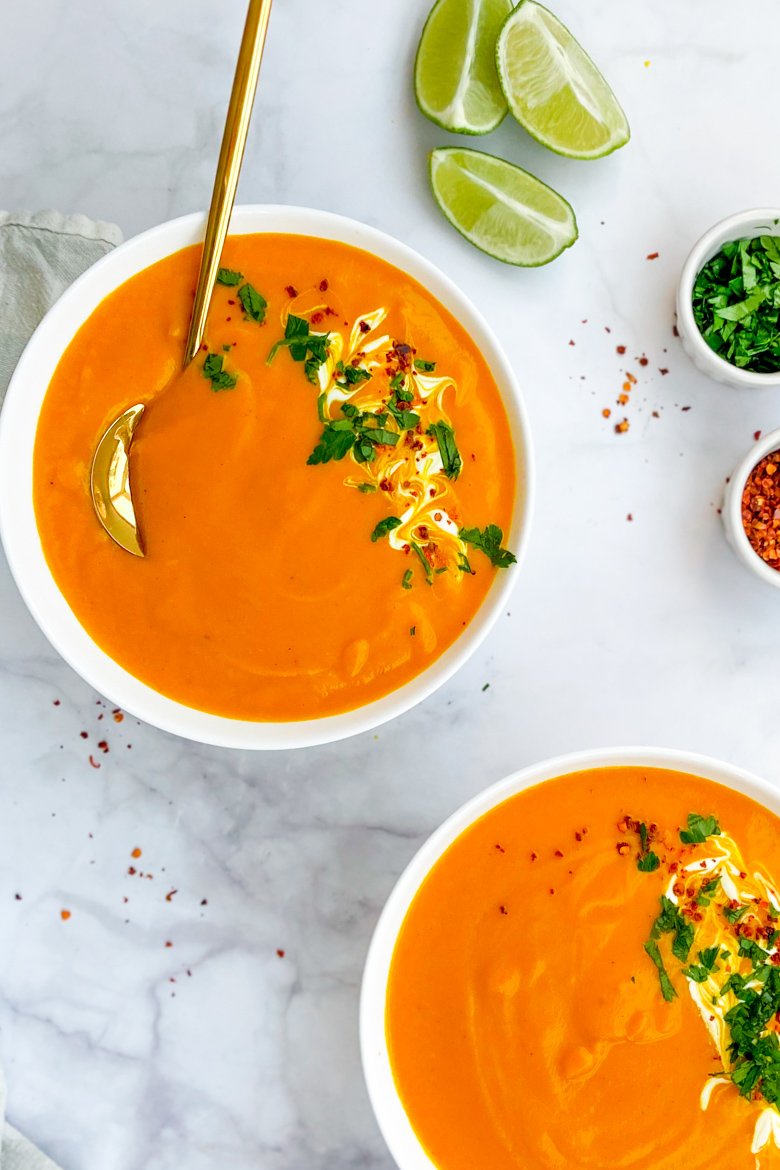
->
496, 1, 630, 160
429, 146, 578, 266
415, 0, 513, 135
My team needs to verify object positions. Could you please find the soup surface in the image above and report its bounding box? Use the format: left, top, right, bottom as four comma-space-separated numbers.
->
34, 234, 517, 720
386, 766, 780, 1170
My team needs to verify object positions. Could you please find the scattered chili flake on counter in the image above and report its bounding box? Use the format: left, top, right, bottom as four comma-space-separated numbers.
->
615, 419, 630, 434
60, 909, 71, 921
647, 252, 659, 260
741, 451, 780, 570
131, 848, 142, 859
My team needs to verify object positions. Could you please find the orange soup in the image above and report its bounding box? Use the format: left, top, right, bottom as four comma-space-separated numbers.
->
386, 767, 780, 1169
33, 235, 518, 720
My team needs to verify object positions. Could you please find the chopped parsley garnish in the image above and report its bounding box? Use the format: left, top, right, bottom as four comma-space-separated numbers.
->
371, 516, 402, 543
401, 569, 413, 590
696, 876, 721, 907
307, 420, 356, 465
358, 483, 377, 493
414, 358, 436, 372
238, 282, 267, 324
268, 314, 330, 384
427, 421, 462, 480
216, 267, 243, 286
459, 524, 516, 569
692, 235, 780, 373
410, 626, 416, 636
202, 352, 237, 391
457, 553, 474, 575
683, 946, 725, 984
679, 813, 721, 844
644, 894, 694, 999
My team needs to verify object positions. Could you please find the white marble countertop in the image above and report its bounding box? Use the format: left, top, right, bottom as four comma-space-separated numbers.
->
3, 1, 780, 1167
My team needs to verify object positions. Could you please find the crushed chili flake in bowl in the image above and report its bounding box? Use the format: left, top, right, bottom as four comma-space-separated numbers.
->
722, 427, 780, 589
742, 453, 780, 569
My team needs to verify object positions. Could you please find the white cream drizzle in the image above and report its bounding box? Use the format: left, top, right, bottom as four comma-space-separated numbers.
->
664, 834, 780, 1160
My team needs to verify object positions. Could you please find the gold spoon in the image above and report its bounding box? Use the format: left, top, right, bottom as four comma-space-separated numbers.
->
90, 0, 273, 557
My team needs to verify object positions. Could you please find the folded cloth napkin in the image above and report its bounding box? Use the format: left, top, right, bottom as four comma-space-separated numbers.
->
0, 210, 122, 403
0, 210, 122, 1168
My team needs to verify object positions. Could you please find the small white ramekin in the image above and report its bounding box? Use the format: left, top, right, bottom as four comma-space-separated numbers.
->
677, 208, 780, 390
360, 747, 780, 1170
723, 426, 780, 589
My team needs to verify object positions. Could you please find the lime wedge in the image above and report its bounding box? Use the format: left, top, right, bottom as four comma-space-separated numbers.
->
415, 0, 513, 135
496, 1, 630, 160
429, 146, 577, 266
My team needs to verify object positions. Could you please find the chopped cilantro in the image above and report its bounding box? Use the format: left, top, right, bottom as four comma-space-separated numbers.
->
371, 516, 402, 543
411, 541, 433, 584
644, 939, 677, 1002
307, 420, 356, 465
202, 352, 237, 391
460, 524, 516, 569
414, 358, 436, 372
637, 851, 660, 872
389, 372, 405, 391
268, 314, 330, 384
338, 365, 372, 388
401, 569, 413, 590
427, 420, 462, 480
679, 813, 721, 844
683, 946, 723, 984
237, 282, 267, 323
692, 236, 780, 373
457, 553, 474, 575
724, 902, 748, 924
216, 267, 243, 286
696, 876, 721, 907
358, 483, 377, 493
410, 626, 416, 636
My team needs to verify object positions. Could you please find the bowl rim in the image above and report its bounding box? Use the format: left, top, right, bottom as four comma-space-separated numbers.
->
723, 425, 780, 589
0, 204, 534, 750
359, 745, 779, 1170
676, 207, 780, 388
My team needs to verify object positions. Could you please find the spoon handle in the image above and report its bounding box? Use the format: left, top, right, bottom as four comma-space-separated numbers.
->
184, 0, 273, 366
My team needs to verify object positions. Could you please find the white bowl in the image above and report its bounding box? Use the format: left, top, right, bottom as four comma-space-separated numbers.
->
723, 425, 780, 589
360, 745, 778, 1170
677, 208, 780, 389
0, 205, 533, 750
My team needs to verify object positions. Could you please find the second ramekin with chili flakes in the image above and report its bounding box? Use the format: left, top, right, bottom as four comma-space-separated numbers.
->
723, 427, 780, 589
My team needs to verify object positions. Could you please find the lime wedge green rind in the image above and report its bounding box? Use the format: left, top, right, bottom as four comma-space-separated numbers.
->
429, 146, 578, 267
496, 0, 630, 160
415, 0, 513, 135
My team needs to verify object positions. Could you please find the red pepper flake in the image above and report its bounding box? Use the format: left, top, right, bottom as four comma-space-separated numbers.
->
88, 755, 101, 769
14, 893, 22, 901
659, 368, 669, 376
200, 898, 208, 906
742, 450, 780, 570
499, 904, 508, 915
276, 948, 286, 958
549, 888, 556, 895
673, 324, 680, 337
319, 279, 329, 292
569, 339, 575, 347
616, 345, 627, 355
285, 285, 298, 298
128, 866, 136, 875
53, 699, 61, 706
647, 252, 659, 260
554, 849, 564, 858
616, 842, 630, 856
165, 941, 173, 948
754, 431, 763, 441
165, 889, 178, 902
615, 419, 630, 434
131, 848, 142, 859
97, 740, 109, 753
638, 356, 649, 367
80, 731, 88, 739
60, 909, 71, 920
627, 513, 633, 522
494, 843, 505, 853
530, 851, 538, 862
311, 311, 324, 325
602, 408, 612, 418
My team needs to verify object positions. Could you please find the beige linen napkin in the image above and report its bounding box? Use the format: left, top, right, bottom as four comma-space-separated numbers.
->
0, 209, 123, 1168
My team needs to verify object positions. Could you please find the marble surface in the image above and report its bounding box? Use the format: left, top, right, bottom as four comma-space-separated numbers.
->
2, 1, 780, 1167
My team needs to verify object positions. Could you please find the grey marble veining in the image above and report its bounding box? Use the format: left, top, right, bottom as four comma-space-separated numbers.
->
2, 1, 780, 1167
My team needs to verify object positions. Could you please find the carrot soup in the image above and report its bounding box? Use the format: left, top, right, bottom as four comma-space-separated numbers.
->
386, 766, 780, 1169
33, 234, 518, 720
